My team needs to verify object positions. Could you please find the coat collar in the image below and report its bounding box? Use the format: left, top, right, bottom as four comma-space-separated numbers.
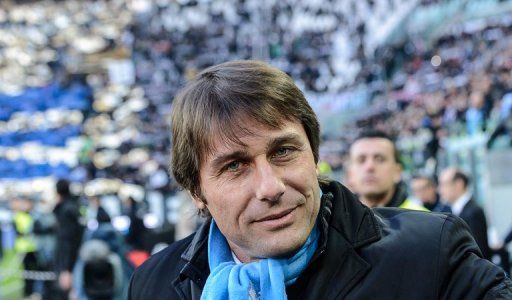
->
386, 181, 409, 208
289, 180, 381, 299
179, 217, 211, 282
175, 180, 382, 299
321, 180, 381, 248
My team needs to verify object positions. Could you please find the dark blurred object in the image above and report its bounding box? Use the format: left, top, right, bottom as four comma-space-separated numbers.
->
75, 219, 133, 300
487, 107, 512, 149
492, 247, 510, 276
505, 228, 512, 246
88, 196, 111, 225
496, 227, 512, 276
122, 197, 146, 251
491, 225, 511, 276
80, 240, 118, 300
84, 259, 115, 300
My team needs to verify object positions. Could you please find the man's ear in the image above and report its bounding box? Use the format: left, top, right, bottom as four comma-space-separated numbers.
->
190, 192, 207, 210
393, 163, 402, 184
454, 179, 466, 194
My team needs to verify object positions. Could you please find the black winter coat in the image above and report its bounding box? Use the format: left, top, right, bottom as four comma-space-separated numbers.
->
129, 181, 512, 299
53, 198, 84, 273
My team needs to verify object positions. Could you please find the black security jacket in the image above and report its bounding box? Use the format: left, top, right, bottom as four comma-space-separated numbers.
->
129, 181, 512, 299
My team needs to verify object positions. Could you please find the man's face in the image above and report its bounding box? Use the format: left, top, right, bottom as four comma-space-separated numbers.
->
411, 178, 436, 204
348, 138, 401, 202
194, 119, 321, 262
438, 170, 461, 204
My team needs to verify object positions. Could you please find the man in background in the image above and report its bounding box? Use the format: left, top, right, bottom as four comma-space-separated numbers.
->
439, 167, 491, 260
411, 175, 451, 213
53, 179, 85, 299
11, 197, 38, 298
348, 130, 427, 211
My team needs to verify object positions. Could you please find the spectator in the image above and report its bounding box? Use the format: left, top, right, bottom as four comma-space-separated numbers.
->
53, 179, 85, 300
438, 168, 492, 260
411, 175, 451, 213
11, 197, 38, 298
122, 197, 146, 251
347, 130, 427, 210
86, 196, 111, 228
32, 198, 58, 299
466, 91, 486, 135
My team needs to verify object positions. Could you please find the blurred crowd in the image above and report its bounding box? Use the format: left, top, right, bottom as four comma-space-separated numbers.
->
130, 0, 416, 94
370, 17, 512, 138
323, 15, 512, 175
0, 0, 512, 299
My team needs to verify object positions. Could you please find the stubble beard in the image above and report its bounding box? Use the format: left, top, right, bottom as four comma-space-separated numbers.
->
362, 190, 389, 207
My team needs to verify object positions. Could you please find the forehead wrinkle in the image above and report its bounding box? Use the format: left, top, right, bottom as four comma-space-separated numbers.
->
200, 111, 293, 165
210, 149, 249, 171
265, 133, 304, 152
201, 118, 253, 163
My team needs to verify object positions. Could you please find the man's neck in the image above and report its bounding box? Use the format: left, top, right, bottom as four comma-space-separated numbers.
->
423, 197, 439, 210
425, 196, 437, 204
228, 241, 255, 263
450, 191, 471, 216
361, 187, 395, 208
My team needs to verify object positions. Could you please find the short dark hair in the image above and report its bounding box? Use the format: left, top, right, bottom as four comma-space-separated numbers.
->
452, 169, 470, 189
352, 129, 401, 164
412, 175, 436, 187
170, 60, 320, 200
56, 179, 71, 197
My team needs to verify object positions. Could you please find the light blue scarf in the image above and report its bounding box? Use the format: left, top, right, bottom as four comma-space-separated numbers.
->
201, 220, 319, 300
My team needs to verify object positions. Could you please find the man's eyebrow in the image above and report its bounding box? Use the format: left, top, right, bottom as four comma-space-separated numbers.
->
266, 133, 304, 151
210, 150, 249, 171
209, 133, 304, 170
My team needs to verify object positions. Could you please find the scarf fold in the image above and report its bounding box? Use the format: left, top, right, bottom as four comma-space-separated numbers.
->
201, 220, 319, 300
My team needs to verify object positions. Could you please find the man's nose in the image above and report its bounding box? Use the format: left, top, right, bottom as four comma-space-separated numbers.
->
254, 159, 285, 202
363, 158, 376, 171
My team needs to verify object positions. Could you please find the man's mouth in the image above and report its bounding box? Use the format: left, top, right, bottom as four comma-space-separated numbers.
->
256, 207, 296, 222
363, 177, 378, 184
253, 207, 297, 230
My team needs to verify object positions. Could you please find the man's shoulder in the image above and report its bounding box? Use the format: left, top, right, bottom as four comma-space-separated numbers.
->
433, 202, 451, 213
369, 208, 481, 255
372, 207, 460, 239
131, 233, 195, 289
361, 208, 479, 269
347, 208, 511, 298
462, 199, 485, 214
373, 206, 447, 220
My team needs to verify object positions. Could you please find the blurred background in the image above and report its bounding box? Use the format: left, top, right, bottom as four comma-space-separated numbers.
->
0, 0, 512, 299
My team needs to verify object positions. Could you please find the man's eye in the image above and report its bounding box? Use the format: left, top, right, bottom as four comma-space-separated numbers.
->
226, 161, 241, 171
375, 156, 385, 163
274, 147, 292, 157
